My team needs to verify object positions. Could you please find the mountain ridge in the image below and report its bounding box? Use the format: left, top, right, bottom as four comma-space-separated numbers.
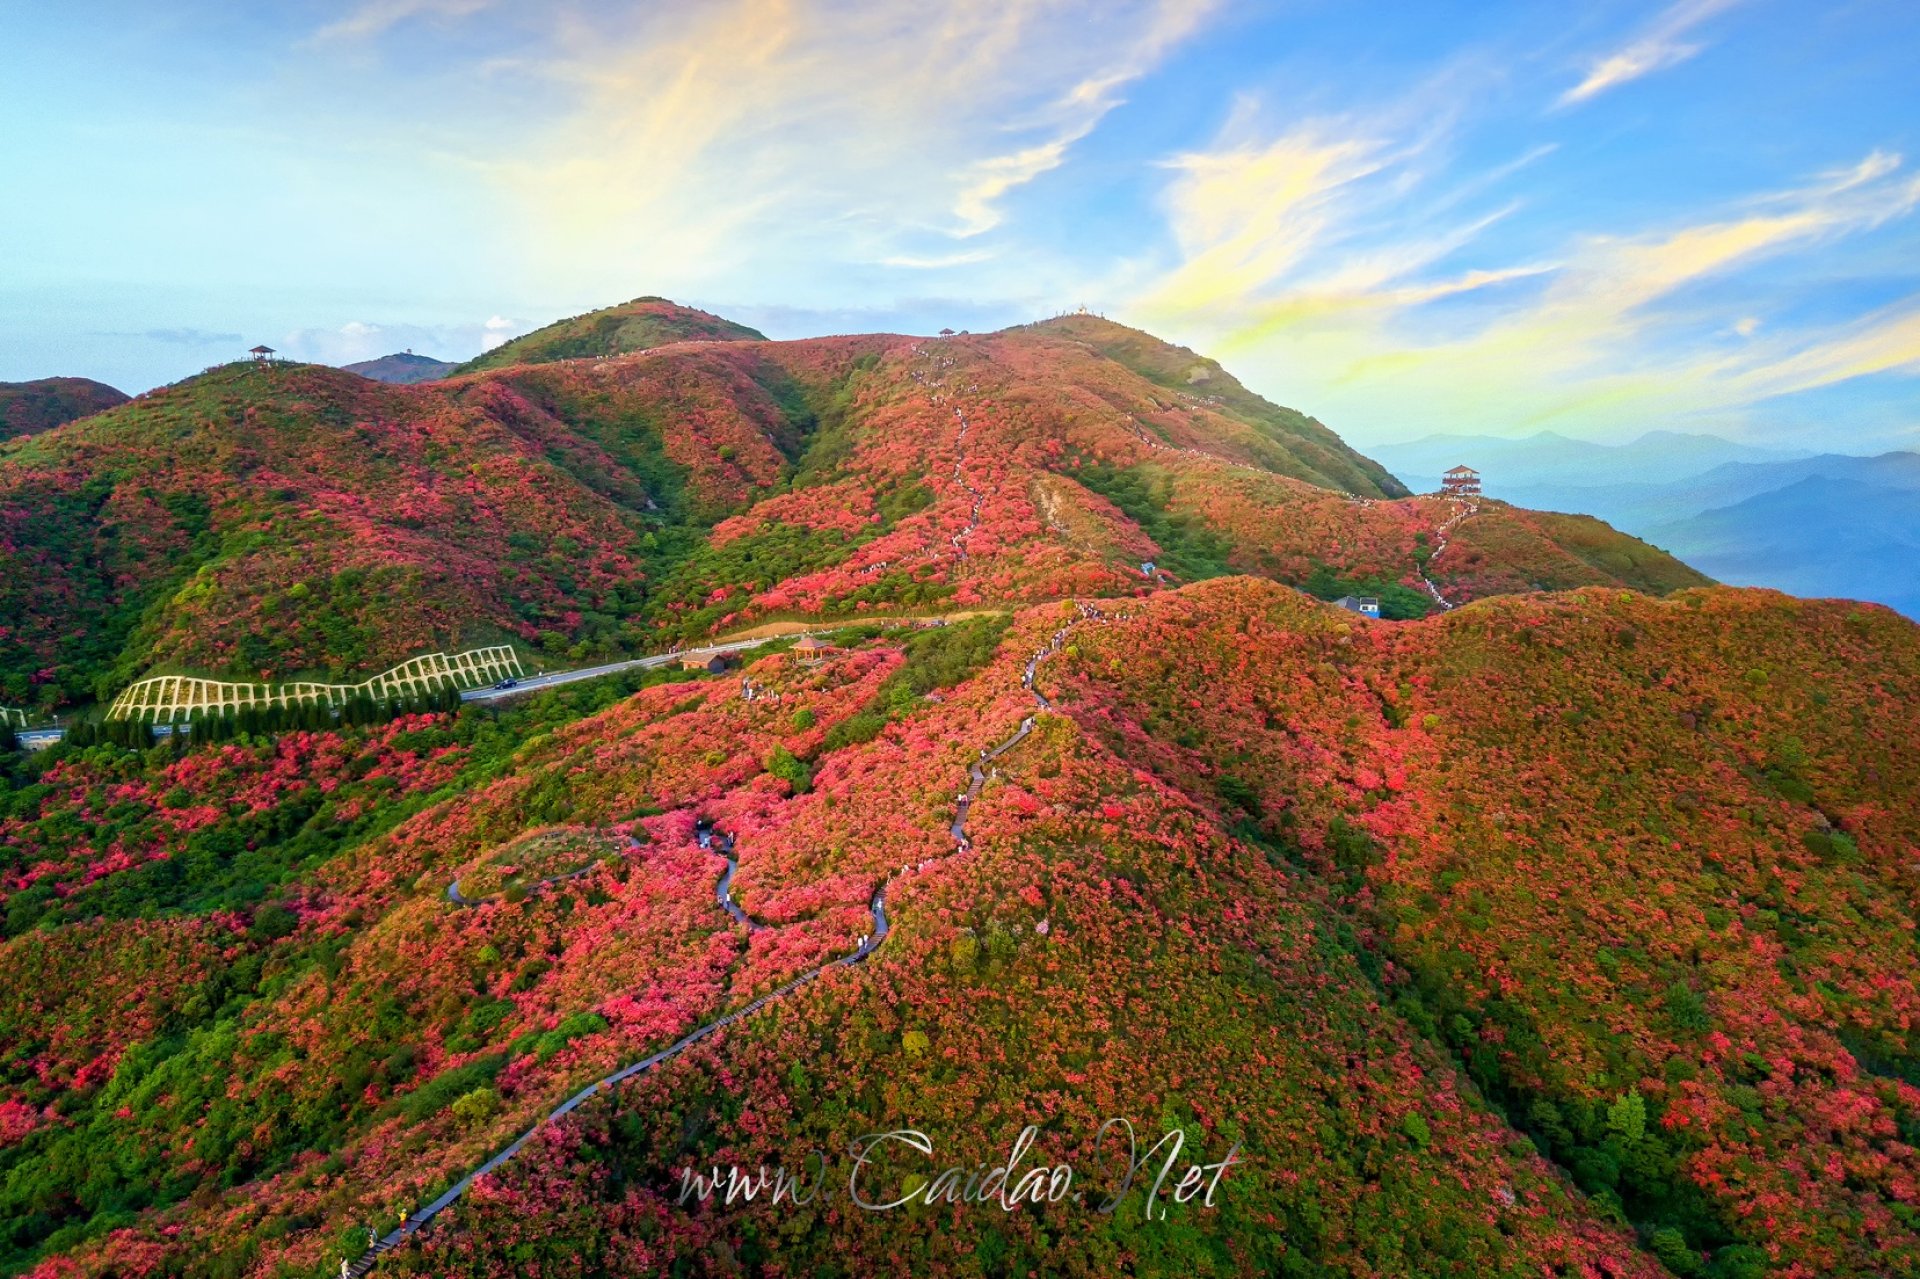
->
0, 309, 1701, 713
1647, 473, 1920, 617
1369, 428, 1809, 490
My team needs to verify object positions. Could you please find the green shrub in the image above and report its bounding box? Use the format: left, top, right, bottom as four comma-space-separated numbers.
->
763, 744, 813, 793
449, 1087, 503, 1128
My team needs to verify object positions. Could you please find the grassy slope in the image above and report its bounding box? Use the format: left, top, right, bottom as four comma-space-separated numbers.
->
1020, 314, 1411, 499
1058, 579, 1920, 1277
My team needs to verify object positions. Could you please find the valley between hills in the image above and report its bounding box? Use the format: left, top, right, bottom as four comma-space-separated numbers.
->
2, 298, 1915, 1279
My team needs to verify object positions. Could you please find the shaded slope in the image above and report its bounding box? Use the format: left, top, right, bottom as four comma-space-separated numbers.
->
0, 351, 816, 708
0, 377, 128, 441
342, 352, 457, 385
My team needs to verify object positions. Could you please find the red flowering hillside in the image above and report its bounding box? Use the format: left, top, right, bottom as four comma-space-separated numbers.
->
4, 569, 1915, 1277
0, 612, 1669, 1279
370, 584, 1914, 1279
0, 303, 1701, 716
1049, 580, 1920, 1276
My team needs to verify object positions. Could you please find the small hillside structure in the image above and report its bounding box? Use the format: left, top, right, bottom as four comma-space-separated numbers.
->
792, 636, 835, 665
249, 345, 276, 362
679, 651, 736, 674
1334, 596, 1382, 618
1441, 464, 1481, 496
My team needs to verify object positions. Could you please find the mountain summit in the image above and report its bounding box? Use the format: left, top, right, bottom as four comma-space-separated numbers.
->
0, 376, 128, 441
455, 296, 768, 373
341, 351, 456, 385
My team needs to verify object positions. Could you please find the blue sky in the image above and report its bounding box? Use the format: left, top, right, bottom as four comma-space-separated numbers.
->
2, 0, 1916, 451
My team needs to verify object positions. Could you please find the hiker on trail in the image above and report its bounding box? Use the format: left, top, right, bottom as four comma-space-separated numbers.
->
368, 1225, 378, 1248
342, 1261, 351, 1278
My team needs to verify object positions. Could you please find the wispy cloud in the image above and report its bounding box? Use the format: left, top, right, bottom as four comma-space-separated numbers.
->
1134, 102, 1920, 444
1143, 93, 1531, 327
108, 328, 245, 347
1722, 299, 1920, 402
281, 316, 524, 364
878, 250, 997, 270
474, 0, 1214, 297
1559, 0, 1748, 107
312, 0, 496, 44
950, 0, 1217, 236
1149, 126, 1389, 312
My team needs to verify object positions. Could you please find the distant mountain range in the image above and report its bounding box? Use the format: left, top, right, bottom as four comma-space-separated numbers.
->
1372, 431, 1920, 618
1372, 429, 1810, 490
340, 351, 456, 384
1646, 474, 1920, 618
0, 377, 128, 440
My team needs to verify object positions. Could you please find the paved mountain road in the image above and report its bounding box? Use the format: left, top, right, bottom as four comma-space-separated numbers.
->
457, 637, 773, 704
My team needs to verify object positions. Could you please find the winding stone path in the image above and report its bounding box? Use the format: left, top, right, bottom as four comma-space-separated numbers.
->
1417, 498, 1478, 612
341, 600, 1111, 1276
859, 352, 988, 579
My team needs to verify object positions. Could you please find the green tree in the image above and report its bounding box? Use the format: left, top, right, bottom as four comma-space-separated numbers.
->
1607, 1089, 1646, 1142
